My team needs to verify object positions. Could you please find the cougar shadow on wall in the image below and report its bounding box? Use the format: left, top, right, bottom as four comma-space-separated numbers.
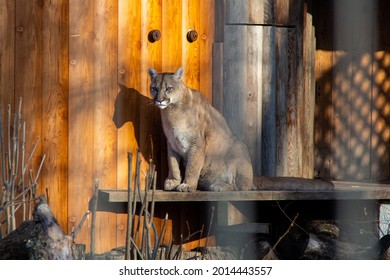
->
112, 83, 168, 186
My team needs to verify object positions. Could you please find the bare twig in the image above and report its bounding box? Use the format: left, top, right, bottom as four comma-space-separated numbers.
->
72, 211, 91, 240
90, 179, 100, 257
154, 213, 169, 260
263, 213, 300, 260
125, 152, 133, 260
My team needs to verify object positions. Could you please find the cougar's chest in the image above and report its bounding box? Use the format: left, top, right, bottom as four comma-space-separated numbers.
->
161, 112, 195, 156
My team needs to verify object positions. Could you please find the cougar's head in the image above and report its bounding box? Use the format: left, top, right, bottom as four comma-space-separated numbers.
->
148, 67, 184, 109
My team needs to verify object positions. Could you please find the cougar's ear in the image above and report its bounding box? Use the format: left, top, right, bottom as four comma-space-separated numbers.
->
173, 67, 184, 80
148, 68, 158, 80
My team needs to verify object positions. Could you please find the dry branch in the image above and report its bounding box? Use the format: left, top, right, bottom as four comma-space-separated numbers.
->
0, 98, 45, 237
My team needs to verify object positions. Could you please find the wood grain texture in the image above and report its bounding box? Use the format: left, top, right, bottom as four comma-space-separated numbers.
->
15, 0, 43, 183
162, 0, 182, 71
116, 0, 142, 248
245, 26, 263, 177
199, 0, 214, 102
223, 25, 247, 143
68, 0, 94, 248
41, 0, 69, 232
93, 0, 118, 253
226, 0, 297, 26
212, 43, 223, 113
0, 1, 15, 110
183, 0, 200, 90
275, 28, 289, 176
261, 26, 276, 176
302, 6, 315, 178
286, 28, 299, 177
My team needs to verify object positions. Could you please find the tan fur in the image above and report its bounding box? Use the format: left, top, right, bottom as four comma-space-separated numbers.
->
148, 67, 254, 192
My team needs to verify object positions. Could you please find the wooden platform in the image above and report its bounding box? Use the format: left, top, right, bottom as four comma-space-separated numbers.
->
98, 181, 390, 204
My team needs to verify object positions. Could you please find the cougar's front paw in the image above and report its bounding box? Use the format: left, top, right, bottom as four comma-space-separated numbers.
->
164, 178, 181, 191
175, 183, 196, 192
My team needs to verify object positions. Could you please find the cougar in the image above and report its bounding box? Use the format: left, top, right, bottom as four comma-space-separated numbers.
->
148, 67, 254, 192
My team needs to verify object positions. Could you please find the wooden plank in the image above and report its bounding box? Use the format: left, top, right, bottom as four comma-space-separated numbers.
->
214, 0, 225, 43
226, 0, 297, 26
182, 0, 200, 90
275, 27, 289, 176
212, 43, 223, 113
302, 6, 315, 178
294, 0, 304, 178
162, 0, 182, 71
223, 25, 247, 142
97, 180, 390, 205
93, 0, 118, 253
68, 0, 94, 248
116, 0, 142, 248
261, 26, 276, 176
226, 0, 272, 25
245, 26, 263, 176
0, 0, 15, 236
41, 0, 69, 232
139, 0, 164, 186
0, 0, 15, 110
15, 0, 43, 186
199, 0, 214, 102
286, 27, 299, 176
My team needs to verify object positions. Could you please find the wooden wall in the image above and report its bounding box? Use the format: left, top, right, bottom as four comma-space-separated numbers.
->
314, 0, 390, 181
3, 0, 389, 255
214, 0, 316, 178
0, 0, 214, 253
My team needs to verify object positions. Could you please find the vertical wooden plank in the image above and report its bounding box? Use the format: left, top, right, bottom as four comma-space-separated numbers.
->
162, 0, 182, 71
15, 0, 43, 185
116, 0, 142, 248
41, 0, 69, 231
142, 0, 165, 184
93, 0, 118, 253
286, 27, 299, 177
214, 0, 225, 43
274, 0, 289, 26
275, 27, 289, 176
199, 0, 214, 102
226, 0, 249, 24
261, 26, 276, 176
68, 0, 94, 248
302, 5, 315, 178
295, 0, 304, 178
182, 0, 200, 90
0, 0, 15, 236
223, 25, 247, 141
0, 1, 15, 109
246, 26, 263, 177
212, 43, 223, 113
226, 0, 273, 25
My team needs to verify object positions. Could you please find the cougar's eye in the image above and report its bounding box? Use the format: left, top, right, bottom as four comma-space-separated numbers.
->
166, 86, 173, 93
151, 86, 158, 93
